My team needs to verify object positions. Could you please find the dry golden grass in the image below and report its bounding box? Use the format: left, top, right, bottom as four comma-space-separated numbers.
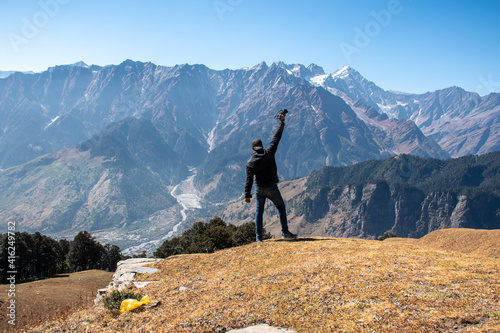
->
417, 228, 500, 258
31, 230, 500, 333
0, 270, 112, 333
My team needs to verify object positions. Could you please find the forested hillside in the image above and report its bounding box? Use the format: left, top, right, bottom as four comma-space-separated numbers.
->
0, 230, 123, 283
294, 151, 500, 238
306, 151, 500, 194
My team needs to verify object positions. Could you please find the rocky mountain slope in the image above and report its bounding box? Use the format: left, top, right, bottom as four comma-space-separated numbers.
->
219, 151, 500, 239
0, 118, 187, 248
0, 70, 34, 78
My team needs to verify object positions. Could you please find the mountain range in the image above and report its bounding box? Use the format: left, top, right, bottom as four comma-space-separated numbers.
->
1, 60, 499, 249
303, 64, 500, 157
0, 70, 35, 79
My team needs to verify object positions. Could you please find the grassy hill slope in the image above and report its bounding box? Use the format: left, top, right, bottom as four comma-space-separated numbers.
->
416, 228, 500, 258
0, 270, 113, 332
32, 229, 499, 332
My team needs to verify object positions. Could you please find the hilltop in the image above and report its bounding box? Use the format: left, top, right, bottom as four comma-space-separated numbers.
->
416, 228, 500, 258
32, 229, 500, 332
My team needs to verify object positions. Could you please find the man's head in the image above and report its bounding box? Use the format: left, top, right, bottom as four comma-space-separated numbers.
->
252, 139, 263, 151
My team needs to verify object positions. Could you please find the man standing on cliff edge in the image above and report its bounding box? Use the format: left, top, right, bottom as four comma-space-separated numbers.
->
244, 111, 297, 242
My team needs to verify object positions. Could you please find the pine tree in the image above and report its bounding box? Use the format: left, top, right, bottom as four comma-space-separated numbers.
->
68, 231, 106, 272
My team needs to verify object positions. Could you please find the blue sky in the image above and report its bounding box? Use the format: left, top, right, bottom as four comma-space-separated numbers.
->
1, 0, 499, 95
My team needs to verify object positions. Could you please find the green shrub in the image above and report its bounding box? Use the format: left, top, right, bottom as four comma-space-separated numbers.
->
102, 290, 143, 310
377, 232, 397, 241
154, 218, 271, 258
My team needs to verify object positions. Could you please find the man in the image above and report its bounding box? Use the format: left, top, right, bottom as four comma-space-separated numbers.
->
244, 112, 297, 242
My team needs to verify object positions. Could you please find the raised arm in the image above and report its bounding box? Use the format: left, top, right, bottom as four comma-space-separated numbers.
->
268, 114, 285, 154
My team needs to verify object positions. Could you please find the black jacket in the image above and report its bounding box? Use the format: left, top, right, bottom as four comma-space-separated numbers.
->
244, 122, 284, 198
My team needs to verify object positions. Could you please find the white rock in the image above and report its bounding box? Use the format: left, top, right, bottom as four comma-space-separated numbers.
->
94, 258, 162, 303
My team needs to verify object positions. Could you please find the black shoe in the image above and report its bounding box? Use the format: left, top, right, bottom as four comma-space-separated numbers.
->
282, 232, 297, 239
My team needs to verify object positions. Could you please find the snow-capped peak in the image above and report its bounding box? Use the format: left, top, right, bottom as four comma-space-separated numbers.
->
68, 61, 89, 68
332, 66, 353, 79
273, 62, 325, 80
309, 73, 330, 87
